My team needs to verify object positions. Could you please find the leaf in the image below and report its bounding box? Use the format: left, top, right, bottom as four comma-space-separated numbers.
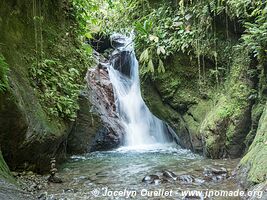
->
148, 59, 154, 73
135, 21, 147, 35
157, 46, 166, 55
84, 32, 93, 39
57, 103, 63, 112
173, 21, 183, 27
140, 49, 149, 63
149, 35, 159, 43
158, 59, 165, 73
69, 68, 80, 75
185, 14, 192, 21
144, 20, 153, 32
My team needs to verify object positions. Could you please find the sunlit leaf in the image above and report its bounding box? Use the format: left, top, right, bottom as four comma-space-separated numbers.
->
158, 59, 165, 73
148, 59, 154, 73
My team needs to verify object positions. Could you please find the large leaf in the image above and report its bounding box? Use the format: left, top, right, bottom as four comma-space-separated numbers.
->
140, 49, 149, 63
148, 59, 154, 73
158, 59, 165, 73
157, 46, 166, 55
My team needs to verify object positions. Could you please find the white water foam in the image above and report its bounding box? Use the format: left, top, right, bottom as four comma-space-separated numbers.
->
108, 34, 173, 148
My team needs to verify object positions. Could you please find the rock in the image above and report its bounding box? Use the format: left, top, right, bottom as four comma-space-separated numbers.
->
142, 175, 160, 184
0, 0, 91, 173
0, 154, 34, 199
26, 171, 34, 176
67, 91, 102, 154
194, 178, 205, 184
38, 193, 47, 200
85, 55, 125, 151
203, 167, 228, 176
36, 185, 42, 190
162, 170, 177, 181
11, 171, 19, 177
238, 103, 267, 188
111, 50, 132, 77
203, 167, 229, 182
177, 175, 195, 183
48, 175, 63, 183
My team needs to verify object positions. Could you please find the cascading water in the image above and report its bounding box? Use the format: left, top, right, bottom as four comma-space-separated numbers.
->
107, 34, 173, 147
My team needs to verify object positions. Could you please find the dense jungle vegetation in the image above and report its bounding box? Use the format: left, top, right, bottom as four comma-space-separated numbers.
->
0, 0, 266, 199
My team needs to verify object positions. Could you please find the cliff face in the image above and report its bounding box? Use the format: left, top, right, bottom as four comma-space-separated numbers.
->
238, 103, 267, 187
0, 0, 87, 173
142, 33, 266, 190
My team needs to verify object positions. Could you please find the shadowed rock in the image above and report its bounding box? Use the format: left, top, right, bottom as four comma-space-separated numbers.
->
85, 53, 125, 151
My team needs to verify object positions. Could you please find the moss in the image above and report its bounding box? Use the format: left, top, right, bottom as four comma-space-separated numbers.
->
142, 79, 179, 125
244, 103, 264, 149
183, 100, 212, 136
239, 104, 267, 185
200, 48, 253, 158
0, 151, 14, 183
0, 54, 9, 92
152, 52, 204, 111
0, 0, 86, 172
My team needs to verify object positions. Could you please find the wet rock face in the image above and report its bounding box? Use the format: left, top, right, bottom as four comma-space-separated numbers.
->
111, 51, 132, 77
143, 49, 256, 159
0, 88, 70, 173
67, 91, 102, 154
85, 55, 125, 151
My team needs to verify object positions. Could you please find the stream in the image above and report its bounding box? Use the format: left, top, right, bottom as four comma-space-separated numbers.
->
39, 145, 239, 200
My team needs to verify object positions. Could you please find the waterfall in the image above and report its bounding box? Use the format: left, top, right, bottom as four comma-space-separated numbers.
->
107, 34, 172, 147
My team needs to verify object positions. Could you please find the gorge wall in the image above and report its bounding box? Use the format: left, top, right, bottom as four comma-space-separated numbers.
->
142, 35, 267, 188
0, 0, 92, 189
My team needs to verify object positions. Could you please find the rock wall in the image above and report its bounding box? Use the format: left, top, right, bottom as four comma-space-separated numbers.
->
237, 103, 267, 187
142, 52, 213, 154
143, 48, 267, 188
0, 0, 84, 172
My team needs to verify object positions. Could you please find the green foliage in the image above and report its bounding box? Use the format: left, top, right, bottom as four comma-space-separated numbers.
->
71, 0, 102, 36
242, 4, 267, 61
80, 0, 266, 80
29, 52, 87, 121
0, 54, 9, 93
71, 0, 266, 84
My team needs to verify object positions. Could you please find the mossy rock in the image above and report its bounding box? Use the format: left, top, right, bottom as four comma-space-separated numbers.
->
238, 103, 267, 187
142, 53, 214, 153
0, 151, 14, 183
200, 49, 254, 158
0, 0, 85, 172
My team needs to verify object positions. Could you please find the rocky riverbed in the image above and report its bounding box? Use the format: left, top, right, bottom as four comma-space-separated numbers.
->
12, 145, 247, 200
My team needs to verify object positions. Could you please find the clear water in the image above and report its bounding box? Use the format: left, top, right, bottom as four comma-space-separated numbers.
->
43, 146, 239, 200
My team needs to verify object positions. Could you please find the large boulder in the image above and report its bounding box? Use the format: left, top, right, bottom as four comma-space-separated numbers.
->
143, 49, 256, 158
67, 91, 102, 154
238, 103, 267, 188
84, 55, 125, 151
142, 53, 209, 153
